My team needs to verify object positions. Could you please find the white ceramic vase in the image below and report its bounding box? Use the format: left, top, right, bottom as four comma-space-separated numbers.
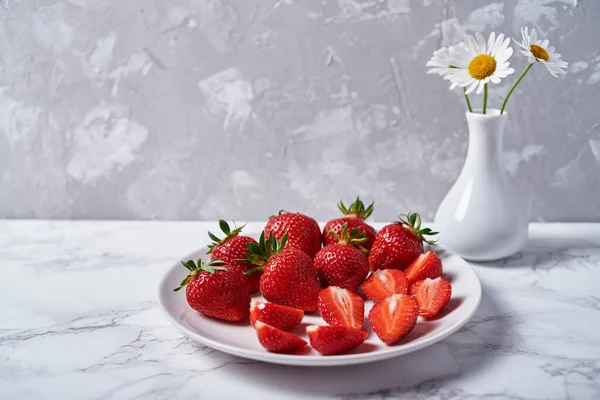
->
434, 109, 529, 261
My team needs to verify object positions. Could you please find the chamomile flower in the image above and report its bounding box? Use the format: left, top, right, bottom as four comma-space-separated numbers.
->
516, 27, 568, 77
426, 44, 463, 78
445, 32, 515, 95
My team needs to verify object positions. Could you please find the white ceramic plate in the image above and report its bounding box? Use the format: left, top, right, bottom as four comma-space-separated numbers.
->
157, 232, 482, 367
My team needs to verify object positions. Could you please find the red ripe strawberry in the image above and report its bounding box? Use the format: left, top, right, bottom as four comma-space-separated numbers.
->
249, 300, 304, 331
410, 277, 452, 318
174, 259, 250, 322
368, 294, 419, 345
314, 223, 370, 291
306, 325, 368, 355
368, 213, 438, 271
404, 250, 443, 285
323, 197, 377, 250
264, 211, 321, 258
317, 286, 364, 330
254, 321, 307, 353
362, 269, 409, 303
245, 233, 321, 312
208, 220, 261, 293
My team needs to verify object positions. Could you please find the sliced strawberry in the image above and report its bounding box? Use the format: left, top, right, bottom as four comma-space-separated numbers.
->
362, 269, 409, 303
317, 286, 364, 330
249, 300, 304, 331
254, 321, 307, 353
306, 325, 368, 355
404, 251, 442, 285
368, 294, 419, 345
410, 277, 452, 318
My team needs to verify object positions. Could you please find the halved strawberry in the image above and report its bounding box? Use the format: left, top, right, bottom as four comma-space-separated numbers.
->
362, 269, 409, 303
410, 277, 452, 319
249, 300, 304, 331
404, 250, 443, 285
254, 321, 307, 353
368, 294, 419, 345
317, 286, 364, 330
306, 325, 368, 355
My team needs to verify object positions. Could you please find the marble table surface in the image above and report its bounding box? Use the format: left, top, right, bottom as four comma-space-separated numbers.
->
1, 221, 599, 400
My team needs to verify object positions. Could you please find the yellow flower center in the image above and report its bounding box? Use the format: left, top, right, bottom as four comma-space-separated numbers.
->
530, 44, 549, 62
468, 54, 497, 80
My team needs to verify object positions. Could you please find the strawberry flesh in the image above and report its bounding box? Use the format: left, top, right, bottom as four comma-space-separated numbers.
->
314, 243, 369, 292
362, 269, 409, 303
249, 300, 304, 331
317, 287, 364, 330
184, 263, 251, 322
255, 321, 307, 353
404, 251, 443, 285
264, 213, 322, 258
368, 224, 424, 271
260, 248, 321, 312
410, 277, 452, 318
368, 294, 419, 345
306, 325, 368, 355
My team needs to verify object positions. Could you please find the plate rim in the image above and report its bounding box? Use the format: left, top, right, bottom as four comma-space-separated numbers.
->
157, 235, 482, 367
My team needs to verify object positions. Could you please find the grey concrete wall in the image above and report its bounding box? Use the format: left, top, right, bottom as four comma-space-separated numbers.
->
0, 0, 598, 221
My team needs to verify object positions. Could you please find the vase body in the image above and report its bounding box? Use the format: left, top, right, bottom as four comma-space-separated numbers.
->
434, 109, 528, 261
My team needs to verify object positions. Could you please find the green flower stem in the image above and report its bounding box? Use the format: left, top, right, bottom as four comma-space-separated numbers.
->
463, 88, 473, 113
482, 83, 488, 114
501, 63, 533, 114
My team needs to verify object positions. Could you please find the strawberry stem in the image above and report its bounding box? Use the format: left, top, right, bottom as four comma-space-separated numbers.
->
398, 212, 439, 245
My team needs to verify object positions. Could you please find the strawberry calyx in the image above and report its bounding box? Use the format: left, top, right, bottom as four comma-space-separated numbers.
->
173, 259, 228, 292
206, 219, 246, 254
327, 222, 369, 255
397, 212, 439, 245
338, 197, 374, 220
240, 231, 289, 275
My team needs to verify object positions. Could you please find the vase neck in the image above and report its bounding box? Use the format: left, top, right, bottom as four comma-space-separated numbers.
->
464, 110, 507, 169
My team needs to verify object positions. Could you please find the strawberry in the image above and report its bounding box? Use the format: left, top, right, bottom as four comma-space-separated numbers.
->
314, 223, 370, 291
323, 197, 377, 250
249, 300, 304, 331
368, 294, 419, 345
368, 213, 438, 271
244, 232, 321, 312
174, 259, 250, 322
404, 250, 443, 285
264, 211, 321, 258
306, 325, 368, 355
254, 321, 307, 353
410, 277, 452, 318
207, 220, 261, 293
362, 269, 409, 303
317, 286, 364, 330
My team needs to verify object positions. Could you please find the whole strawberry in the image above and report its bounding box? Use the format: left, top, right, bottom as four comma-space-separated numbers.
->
207, 220, 261, 293
368, 213, 438, 271
244, 232, 321, 312
264, 211, 321, 258
323, 197, 377, 250
314, 223, 369, 291
174, 259, 250, 322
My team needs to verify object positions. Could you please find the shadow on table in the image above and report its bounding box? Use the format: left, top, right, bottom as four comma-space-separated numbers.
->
207, 288, 508, 397
471, 235, 600, 269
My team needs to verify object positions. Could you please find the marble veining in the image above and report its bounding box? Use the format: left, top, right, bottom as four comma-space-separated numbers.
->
1, 221, 599, 399
0, 1, 599, 221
